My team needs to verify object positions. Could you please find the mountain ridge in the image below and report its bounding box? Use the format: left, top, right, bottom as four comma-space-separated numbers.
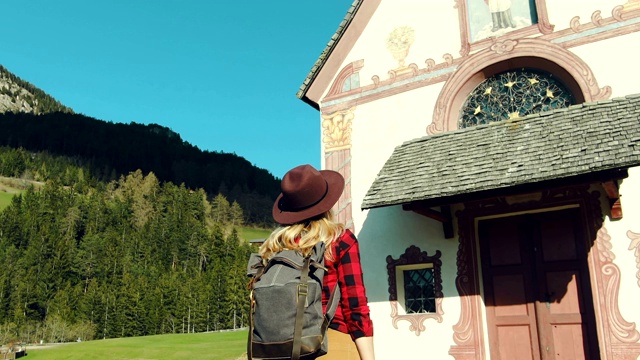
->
0, 65, 73, 114
0, 64, 280, 225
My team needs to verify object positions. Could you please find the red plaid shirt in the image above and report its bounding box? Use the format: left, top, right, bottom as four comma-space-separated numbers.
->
322, 229, 374, 340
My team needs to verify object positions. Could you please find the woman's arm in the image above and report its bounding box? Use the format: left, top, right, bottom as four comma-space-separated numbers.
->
336, 232, 373, 339
355, 336, 375, 360
336, 231, 375, 359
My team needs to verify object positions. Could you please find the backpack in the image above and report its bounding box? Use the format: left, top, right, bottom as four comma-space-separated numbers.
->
246, 241, 339, 360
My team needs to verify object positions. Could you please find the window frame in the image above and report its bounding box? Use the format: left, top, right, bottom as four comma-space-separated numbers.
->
396, 263, 437, 315
386, 245, 443, 335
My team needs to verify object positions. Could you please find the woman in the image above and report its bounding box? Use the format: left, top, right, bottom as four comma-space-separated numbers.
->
260, 164, 375, 360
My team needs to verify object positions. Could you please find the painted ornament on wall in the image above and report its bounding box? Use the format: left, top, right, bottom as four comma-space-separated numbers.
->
386, 26, 415, 69
321, 108, 354, 152
625, 0, 640, 10
629, 230, 640, 287
467, 0, 537, 42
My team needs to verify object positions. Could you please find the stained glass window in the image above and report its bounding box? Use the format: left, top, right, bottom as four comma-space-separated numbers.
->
404, 268, 436, 313
459, 69, 574, 129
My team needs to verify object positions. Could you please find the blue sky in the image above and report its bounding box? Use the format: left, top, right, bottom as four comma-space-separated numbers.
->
2, 1, 353, 178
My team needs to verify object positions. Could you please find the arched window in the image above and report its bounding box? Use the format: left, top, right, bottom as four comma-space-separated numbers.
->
458, 69, 574, 129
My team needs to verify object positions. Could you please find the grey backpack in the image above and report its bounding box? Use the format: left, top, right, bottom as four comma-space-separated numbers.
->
247, 242, 339, 360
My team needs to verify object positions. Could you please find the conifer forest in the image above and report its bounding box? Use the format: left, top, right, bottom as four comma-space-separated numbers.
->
0, 149, 259, 345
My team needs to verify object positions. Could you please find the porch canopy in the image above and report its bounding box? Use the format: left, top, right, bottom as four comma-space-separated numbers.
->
362, 94, 640, 211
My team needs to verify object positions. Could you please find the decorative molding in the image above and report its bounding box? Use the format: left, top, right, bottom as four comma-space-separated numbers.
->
568, 6, 634, 32
625, 0, 640, 11
386, 246, 443, 336
318, 2, 639, 117
388, 63, 419, 81
628, 230, 640, 288
324, 149, 353, 231
593, 227, 640, 359
427, 38, 611, 135
321, 108, 354, 152
449, 204, 484, 360
550, 5, 640, 48
325, 60, 365, 99
389, 300, 441, 336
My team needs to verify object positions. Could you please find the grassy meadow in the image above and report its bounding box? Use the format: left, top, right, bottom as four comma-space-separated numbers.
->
0, 190, 14, 210
0, 176, 40, 211
23, 330, 249, 360
0, 177, 27, 211
239, 226, 271, 242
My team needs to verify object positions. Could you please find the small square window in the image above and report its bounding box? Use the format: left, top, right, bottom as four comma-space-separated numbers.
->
387, 246, 443, 335
402, 266, 436, 313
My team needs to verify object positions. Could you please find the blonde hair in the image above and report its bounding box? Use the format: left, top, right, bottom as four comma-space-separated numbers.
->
259, 211, 344, 262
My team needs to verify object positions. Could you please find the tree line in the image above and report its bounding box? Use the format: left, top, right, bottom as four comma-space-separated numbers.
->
0, 111, 281, 226
0, 170, 256, 345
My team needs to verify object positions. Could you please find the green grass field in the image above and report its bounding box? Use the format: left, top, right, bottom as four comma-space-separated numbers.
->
0, 191, 15, 211
23, 330, 248, 360
239, 227, 272, 242
0, 176, 30, 211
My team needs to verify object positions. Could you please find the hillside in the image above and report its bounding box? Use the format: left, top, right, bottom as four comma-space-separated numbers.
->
0, 65, 72, 114
0, 65, 280, 225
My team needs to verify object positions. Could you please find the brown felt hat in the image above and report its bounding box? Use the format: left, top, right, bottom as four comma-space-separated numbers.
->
272, 164, 345, 225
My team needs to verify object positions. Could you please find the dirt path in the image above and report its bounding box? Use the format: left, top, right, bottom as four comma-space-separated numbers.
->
0, 176, 44, 193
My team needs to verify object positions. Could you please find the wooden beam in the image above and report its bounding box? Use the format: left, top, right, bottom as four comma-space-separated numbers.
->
403, 204, 454, 239
602, 180, 622, 220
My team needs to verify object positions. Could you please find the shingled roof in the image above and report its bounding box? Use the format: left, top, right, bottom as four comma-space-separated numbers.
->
362, 94, 640, 210
296, 0, 362, 108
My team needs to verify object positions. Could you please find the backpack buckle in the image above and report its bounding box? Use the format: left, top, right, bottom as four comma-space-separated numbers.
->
297, 283, 309, 297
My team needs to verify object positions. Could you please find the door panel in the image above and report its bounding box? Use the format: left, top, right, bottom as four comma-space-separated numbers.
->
479, 209, 599, 359
497, 326, 535, 360
539, 216, 578, 262
492, 274, 528, 317
551, 324, 587, 359
480, 216, 541, 359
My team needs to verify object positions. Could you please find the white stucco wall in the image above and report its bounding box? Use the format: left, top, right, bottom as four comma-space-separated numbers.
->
570, 31, 640, 98
338, 0, 461, 92
313, 0, 640, 358
350, 85, 443, 223
358, 206, 461, 359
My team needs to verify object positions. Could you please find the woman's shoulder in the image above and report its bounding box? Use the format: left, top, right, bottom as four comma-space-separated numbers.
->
333, 228, 358, 251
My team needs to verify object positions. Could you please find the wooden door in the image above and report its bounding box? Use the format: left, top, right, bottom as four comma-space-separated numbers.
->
479, 208, 600, 359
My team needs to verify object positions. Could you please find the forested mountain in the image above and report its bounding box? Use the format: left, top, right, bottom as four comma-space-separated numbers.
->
0, 65, 280, 225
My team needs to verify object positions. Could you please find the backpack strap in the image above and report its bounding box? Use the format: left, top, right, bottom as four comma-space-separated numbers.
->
292, 255, 312, 360
246, 258, 265, 360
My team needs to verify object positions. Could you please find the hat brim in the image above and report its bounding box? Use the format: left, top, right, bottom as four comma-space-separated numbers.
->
272, 169, 345, 225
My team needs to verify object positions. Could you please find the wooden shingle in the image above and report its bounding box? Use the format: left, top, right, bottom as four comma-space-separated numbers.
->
362, 94, 640, 209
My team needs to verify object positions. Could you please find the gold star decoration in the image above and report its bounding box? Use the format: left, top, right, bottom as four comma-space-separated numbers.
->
474, 105, 482, 115
546, 88, 555, 98
528, 78, 539, 85
484, 87, 492, 95
509, 111, 520, 119
504, 81, 516, 88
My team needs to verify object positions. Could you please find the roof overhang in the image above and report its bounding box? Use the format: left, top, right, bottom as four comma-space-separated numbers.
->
296, 0, 379, 110
362, 95, 640, 212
